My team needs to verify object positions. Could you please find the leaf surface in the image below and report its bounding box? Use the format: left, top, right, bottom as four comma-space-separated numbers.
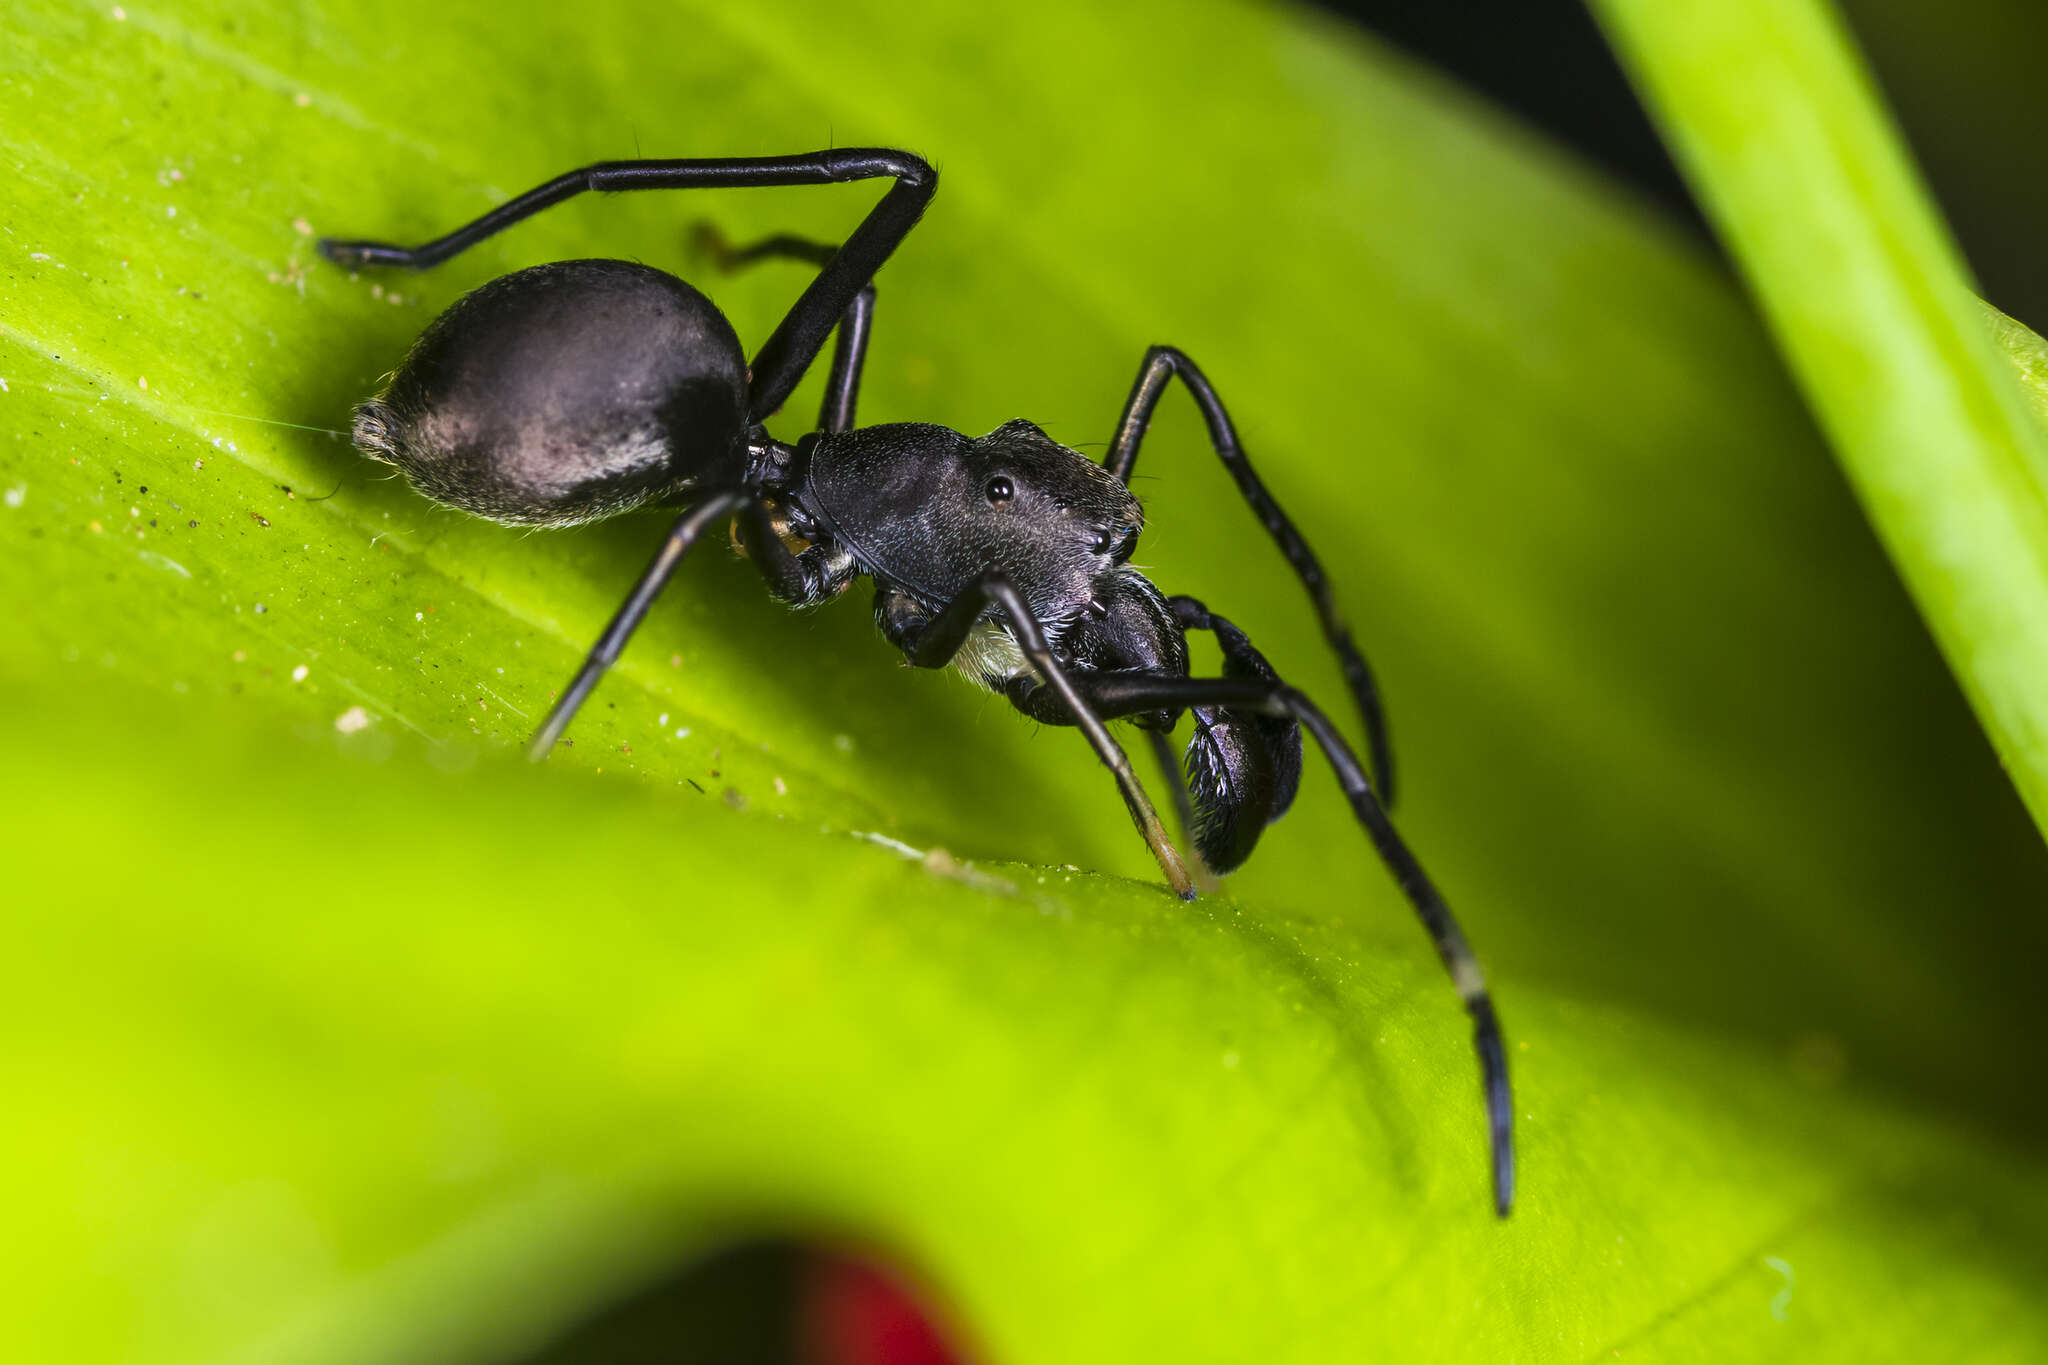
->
4, 0, 2046, 1360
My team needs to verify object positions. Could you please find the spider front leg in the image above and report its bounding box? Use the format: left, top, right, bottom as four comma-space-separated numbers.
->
1014, 599, 1514, 1218
875, 578, 1195, 900
1104, 345, 1397, 805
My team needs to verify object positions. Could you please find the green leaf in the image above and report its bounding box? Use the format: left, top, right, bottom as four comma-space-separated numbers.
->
10, 681, 2048, 1363
1984, 299, 2048, 433
1588, 0, 2048, 836
4, 0, 2046, 1360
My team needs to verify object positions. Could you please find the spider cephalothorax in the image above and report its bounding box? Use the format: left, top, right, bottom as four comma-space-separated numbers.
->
321, 148, 1513, 1216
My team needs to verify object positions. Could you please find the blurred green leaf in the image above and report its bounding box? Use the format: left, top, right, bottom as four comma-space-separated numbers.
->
1591, 0, 2048, 836
1984, 300, 2048, 432
4, 0, 2046, 1360
8, 679, 2048, 1364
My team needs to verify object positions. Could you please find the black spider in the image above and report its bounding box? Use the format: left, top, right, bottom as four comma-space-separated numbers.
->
320, 149, 1513, 1216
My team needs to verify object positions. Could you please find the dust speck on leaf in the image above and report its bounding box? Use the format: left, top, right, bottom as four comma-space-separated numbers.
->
922, 847, 1016, 895
853, 830, 923, 860
137, 550, 189, 578
1763, 1256, 1795, 1322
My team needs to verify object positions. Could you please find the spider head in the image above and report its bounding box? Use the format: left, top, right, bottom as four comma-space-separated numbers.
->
949, 419, 1146, 617
800, 419, 1145, 623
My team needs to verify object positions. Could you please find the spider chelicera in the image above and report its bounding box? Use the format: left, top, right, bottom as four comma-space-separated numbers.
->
321, 148, 1513, 1215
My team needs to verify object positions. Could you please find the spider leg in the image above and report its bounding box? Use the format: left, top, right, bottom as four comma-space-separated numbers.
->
1103, 345, 1396, 805
526, 493, 851, 759
1019, 601, 1513, 1218
1144, 727, 1219, 894
317, 148, 934, 423
887, 575, 1195, 901
692, 225, 875, 434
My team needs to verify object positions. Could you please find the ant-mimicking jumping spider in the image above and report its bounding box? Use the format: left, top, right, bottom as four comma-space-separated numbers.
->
321, 148, 1513, 1216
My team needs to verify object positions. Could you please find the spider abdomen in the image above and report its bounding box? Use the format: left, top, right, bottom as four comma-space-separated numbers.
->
353, 259, 749, 527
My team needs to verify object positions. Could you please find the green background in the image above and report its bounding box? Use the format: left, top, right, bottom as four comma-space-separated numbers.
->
3, 0, 2046, 1359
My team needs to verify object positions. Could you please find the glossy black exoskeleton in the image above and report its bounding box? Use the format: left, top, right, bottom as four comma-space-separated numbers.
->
321, 148, 1513, 1216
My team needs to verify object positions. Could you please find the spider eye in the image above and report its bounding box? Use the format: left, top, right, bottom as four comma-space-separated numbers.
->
1094, 524, 1138, 559
985, 475, 1014, 504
